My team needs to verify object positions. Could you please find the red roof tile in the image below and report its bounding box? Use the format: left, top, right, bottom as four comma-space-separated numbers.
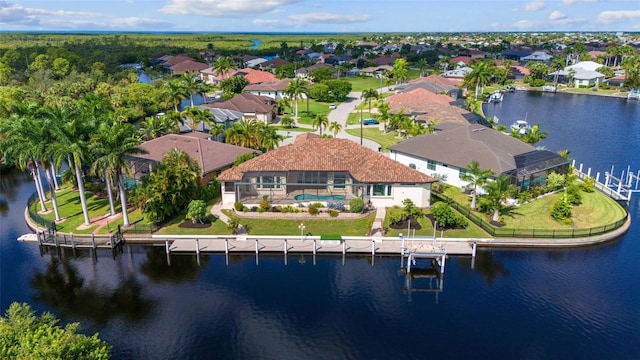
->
218, 133, 436, 184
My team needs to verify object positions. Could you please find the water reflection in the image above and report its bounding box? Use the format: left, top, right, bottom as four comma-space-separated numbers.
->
456, 250, 508, 285
0, 167, 30, 214
140, 247, 209, 283
30, 248, 155, 325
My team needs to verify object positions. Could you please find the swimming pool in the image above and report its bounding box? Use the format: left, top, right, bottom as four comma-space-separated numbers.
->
294, 194, 346, 201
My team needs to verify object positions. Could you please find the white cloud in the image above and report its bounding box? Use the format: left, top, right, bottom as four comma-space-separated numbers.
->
0, 0, 97, 25
563, 0, 598, 5
159, 0, 300, 17
549, 11, 567, 21
254, 12, 372, 28
512, 20, 538, 29
523, 0, 546, 11
596, 10, 640, 24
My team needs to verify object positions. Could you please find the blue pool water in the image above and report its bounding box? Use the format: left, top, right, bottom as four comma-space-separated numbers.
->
294, 194, 346, 201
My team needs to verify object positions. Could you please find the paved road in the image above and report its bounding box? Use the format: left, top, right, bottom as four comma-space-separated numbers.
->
278, 87, 391, 152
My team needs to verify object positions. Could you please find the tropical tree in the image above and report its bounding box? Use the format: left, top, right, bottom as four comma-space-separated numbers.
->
0, 302, 111, 359
279, 115, 295, 129
465, 62, 492, 99
521, 124, 548, 146
139, 115, 172, 140
213, 56, 236, 80
179, 73, 202, 107
484, 174, 511, 222
557, 149, 571, 160
416, 58, 429, 77
391, 58, 409, 85
91, 119, 147, 226
551, 56, 565, 89
312, 114, 329, 136
209, 123, 227, 142
329, 121, 342, 137
285, 77, 308, 120
183, 106, 213, 132
460, 160, 494, 210
163, 78, 188, 111
360, 88, 379, 114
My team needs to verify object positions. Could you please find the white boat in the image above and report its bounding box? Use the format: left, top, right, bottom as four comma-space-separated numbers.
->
510, 120, 531, 135
17, 233, 38, 242
488, 91, 503, 103
542, 85, 557, 92
628, 89, 639, 100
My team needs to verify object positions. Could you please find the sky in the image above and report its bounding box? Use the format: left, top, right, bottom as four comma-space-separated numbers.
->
1, 0, 639, 33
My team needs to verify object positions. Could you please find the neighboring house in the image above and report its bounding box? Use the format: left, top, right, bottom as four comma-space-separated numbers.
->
195, 107, 244, 134
161, 55, 194, 73
395, 76, 461, 98
217, 133, 436, 208
449, 56, 471, 67
370, 55, 396, 66
127, 133, 259, 186
501, 49, 531, 62
604, 74, 626, 88
244, 78, 291, 100
295, 63, 335, 78
168, 59, 209, 76
200, 67, 277, 85
388, 124, 570, 190
360, 65, 393, 77
245, 57, 269, 68
202, 93, 276, 123
549, 62, 607, 87
442, 66, 472, 78
259, 57, 292, 73
521, 51, 553, 64
387, 88, 455, 111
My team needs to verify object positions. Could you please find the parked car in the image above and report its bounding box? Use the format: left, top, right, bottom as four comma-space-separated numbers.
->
329, 103, 336, 109
363, 118, 379, 125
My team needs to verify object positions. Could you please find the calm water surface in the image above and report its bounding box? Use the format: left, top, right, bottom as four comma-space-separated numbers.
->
1, 92, 639, 359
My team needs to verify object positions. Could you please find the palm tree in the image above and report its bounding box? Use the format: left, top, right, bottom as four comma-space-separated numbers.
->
360, 88, 379, 114
255, 123, 284, 152
465, 62, 492, 99
164, 78, 188, 111
179, 73, 201, 107
484, 174, 511, 222
460, 160, 494, 210
209, 123, 227, 142
279, 116, 295, 129
139, 115, 170, 140
522, 124, 547, 146
557, 149, 571, 160
377, 101, 391, 132
183, 106, 213, 132
329, 121, 342, 137
52, 107, 95, 226
213, 56, 236, 80
91, 120, 147, 227
551, 57, 565, 90
226, 120, 258, 149
312, 114, 329, 136
285, 78, 307, 121
416, 58, 429, 77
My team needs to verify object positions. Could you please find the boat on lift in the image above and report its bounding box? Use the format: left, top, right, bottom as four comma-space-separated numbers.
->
488, 90, 504, 103
628, 89, 639, 100
510, 120, 531, 135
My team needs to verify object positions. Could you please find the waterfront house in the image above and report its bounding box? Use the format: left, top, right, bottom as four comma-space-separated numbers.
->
243, 78, 291, 100
167, 59, 209, 76
200, 67, 277, 86
217, 133, 436, 208
201, 93, 276, 123
127, 133, 259, 186
388, 124, 570, 190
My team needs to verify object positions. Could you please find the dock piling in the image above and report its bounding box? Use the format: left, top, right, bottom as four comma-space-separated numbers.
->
195, 239, 200, 255
225, 238, 229, 254
284, 239, 288, 255
313, 239, 317, 255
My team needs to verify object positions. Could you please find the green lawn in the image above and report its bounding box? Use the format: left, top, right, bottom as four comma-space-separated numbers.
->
346, 76, 386, 92
285, 99, 331, 125
383, 207, 489, 238
223, 210, 376, 236
32, 186, 108, 234
345, 128, 404, 151
346, 111, 375, 125
442, 185, 627, 230
271, 125, 315, 132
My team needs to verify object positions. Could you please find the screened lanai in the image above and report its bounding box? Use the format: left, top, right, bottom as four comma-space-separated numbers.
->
505, 150, 571, 189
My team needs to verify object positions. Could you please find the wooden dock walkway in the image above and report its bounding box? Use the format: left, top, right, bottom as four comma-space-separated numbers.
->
150, 235, 476, 256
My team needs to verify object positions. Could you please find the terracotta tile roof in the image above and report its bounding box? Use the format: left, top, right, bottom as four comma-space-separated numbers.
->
414, 74, 463, 87
512, 65, 530, 75
170, 59, 209, 72
162, 55, 193, 66
449, 56, 471, 64
244, 78, 290, 92
387, 88, 454, 109
262, 57, 291, 69
394, 102, 472, 125
133, 133, 258, 176
218, 133, 436, 184
202, 93, 274, 114
199, 68, 277, 84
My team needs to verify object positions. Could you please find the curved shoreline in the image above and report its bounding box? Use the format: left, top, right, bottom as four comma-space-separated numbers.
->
23, 205, 631, 249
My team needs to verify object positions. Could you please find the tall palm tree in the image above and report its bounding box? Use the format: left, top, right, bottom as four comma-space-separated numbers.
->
255, 122, 284, 151
329, 121, 342, 137
213, 57, 236, 80
164, 78, 188, 111
179, 73, 201, 107
361, 88, 379, 114
226, 120, 258, 149
285, 78, 307, 121
139, 115, 170, 140
416, 58, 429, 77
209, 123, 227, 142
312, 114, 329, 136
52, 108, 95, 226
91, 120, 147, 227
465, 62, 492, 99
460, 160, 494, 210
551, 57, 565, 90
183, 106, 213, 132
484, 175, 511, 222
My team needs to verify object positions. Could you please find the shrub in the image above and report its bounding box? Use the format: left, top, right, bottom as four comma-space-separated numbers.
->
328, 209, 339, 217
308, 203, 321, 215
581, 176, 595, 192
546, 172, 566, 190
186, 200, 207, 223
259, 195, 270, 211
388, 212, 402, 224
477, 196, 494, 213
199, 181, 221, 201
565, 184, 583, 205
281, 205, 295, 213
250, 206, 258, 212
272, 206, 281, 213
234, 202, 244, 211
349, 198, 365, 213
551, 193, 573, 223
431, 202, 468, 228
310, 202, 323, 208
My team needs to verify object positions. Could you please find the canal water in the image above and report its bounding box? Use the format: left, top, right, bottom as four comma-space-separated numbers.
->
1, 92, 639, 359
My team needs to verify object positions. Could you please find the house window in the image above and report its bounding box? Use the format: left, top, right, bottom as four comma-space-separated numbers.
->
224, 182, 234, 192
427, 160, 436, 171
409, 163, 416, 169
334, 175, 345, 189
367, 184, 392, 197
261, 176, 274, 188
459, 168, 467, 179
